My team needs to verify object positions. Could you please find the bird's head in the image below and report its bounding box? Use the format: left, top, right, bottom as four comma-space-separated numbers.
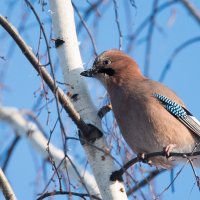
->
80, 49, 143, 87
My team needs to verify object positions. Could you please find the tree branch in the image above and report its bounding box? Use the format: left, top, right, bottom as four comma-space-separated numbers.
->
110, 150, 200, 181
48, 0, 128, 199
0, 15, 90, 135
159, 36, 200, 82
127, 169, 166, 196
181, 0, 200, 25
0, 168, 17, 200
0, 106, 99, 195
2, 135, 20, 171
37, 190, 101, 200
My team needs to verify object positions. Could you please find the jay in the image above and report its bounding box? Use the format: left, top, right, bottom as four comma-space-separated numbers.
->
80, 49, 200, 168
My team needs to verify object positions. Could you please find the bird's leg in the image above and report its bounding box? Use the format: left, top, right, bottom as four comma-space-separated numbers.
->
98, 103, 112, 119
137, 153, 152, 166
163, 144, 176, 158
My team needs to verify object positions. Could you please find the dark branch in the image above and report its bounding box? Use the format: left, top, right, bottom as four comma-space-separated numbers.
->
37, 190, 101, 200
98, 104, 112, 119
24, 0, 67, 140
2, 135, 20, 171
181, 0, 200, 25
110, 150, 200, 181
0, 15, 91, 135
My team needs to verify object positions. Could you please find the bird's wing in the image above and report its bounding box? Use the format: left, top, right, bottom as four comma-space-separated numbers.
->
153, 93, 200, 137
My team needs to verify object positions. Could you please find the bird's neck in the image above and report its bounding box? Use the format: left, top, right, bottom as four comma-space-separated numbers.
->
107, 67, 145, 89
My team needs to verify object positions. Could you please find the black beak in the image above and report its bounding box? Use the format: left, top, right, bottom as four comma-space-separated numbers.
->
80, 68, 97, 77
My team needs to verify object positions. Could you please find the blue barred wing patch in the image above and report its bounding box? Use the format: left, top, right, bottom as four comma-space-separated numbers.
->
153, 93, 187, 119
153, 93, 200, 137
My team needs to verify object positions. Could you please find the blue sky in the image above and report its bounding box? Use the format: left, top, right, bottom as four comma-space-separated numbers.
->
1, 0, 200, 199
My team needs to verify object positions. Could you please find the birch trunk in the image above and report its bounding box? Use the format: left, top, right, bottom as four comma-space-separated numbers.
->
48, 0, 128, 199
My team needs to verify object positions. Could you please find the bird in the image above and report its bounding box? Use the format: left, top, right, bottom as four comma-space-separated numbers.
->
80, 49, 200, 168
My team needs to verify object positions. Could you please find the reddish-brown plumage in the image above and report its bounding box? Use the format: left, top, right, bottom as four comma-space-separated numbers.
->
81, 49, 200, 168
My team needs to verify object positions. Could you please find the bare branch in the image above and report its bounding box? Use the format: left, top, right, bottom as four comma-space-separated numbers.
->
144, 0, 159, 77
77, 0, 103, 32
2, 136, 20, 171
113, 0, 123, 50
0, 106, 99, 195
48, 0, 128, 199
24, 0, 67, 144
0, 15, 90, 134
98, 104, 112, 119
0, 168, 17, 200
157, 166, 184, 198
181, 0, 200, 25
37, 190, 101, 200
126, 0, 179, 51
186, 157, 200, 190
110, 150, 200, 181
127, 169, 166, 196
159, 36, 200, 82
72, 2, 98, 56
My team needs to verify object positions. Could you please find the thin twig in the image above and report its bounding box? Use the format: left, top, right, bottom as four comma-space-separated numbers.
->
2, 135, 20, 171
127, 169, 166, 196
0, 15, 90, 134
144, 0, 159, 76
64, 154, 93, 199
77, 0, 103, 32
186, 156, 200, 190
126, 0, 179, 51
157, 165, 185, 198
37, 190, 101, 200
181, 0, 200, 25
113, 0, 123, 50
159, 36, 200, 82
72, 2, 98, 56
24, 0, 67, 144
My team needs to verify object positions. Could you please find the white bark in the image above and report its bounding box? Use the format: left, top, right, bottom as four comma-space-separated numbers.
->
48, 0, 128, 199
49, 0, 99, 125
0, 168, 17, 200
0, 107, 99, 196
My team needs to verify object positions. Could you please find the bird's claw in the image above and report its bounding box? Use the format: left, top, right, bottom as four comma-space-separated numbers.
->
163, 144, 176, 158
137, 153, 152, 166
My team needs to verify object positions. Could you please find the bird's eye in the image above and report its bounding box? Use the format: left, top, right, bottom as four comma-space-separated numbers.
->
103, 59, 111, 65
